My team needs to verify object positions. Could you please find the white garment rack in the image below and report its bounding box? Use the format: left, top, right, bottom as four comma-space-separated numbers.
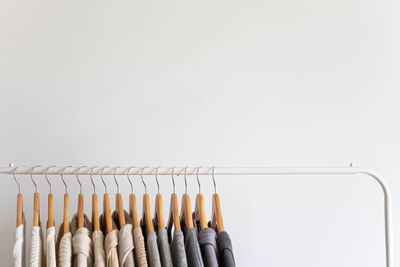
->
0, 164, 393, 267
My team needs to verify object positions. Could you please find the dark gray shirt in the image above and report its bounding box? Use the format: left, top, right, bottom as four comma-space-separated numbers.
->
170, 230, 187, 267
198, 228, 219, 267
216, 232, 235, 267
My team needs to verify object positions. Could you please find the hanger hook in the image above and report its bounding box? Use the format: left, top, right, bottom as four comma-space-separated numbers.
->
75, 166, 87, 194
140, 166, 148, 194
212, 166, 217, 194
44, 165, 56, 194
60, 166, 72, 194
154, 166, 161, 194
13, 166, 21, 194
183, 167, 188, 194
30, 165, 41, 193
171, 166, 176, 194
100, 166, 110, 194
113, 166, 120, 193
196, 166, 202, 194
126, 166, 136, 194
89, 166, 98, 194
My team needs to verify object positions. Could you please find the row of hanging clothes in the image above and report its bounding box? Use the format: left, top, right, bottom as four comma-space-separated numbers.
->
12, 166, 235, 267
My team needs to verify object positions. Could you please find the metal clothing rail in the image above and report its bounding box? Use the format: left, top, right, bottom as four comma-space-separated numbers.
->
0, 164, 393, 267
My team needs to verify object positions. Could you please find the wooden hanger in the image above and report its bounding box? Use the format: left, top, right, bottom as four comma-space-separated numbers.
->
61, 166, 71, 234
140, 167, 155, 233
153, 168, 165, 230
101, 167, 113, 234
76, 166, 87, 229
194, 167, 208, 229
113, 167, 126, 228
180, 168, 194, 229
13, 168, 23, 227
126, 166, 140, 228
167, 167, 181, 235
17, 193, 23, 227
45, 166, 55, 229
30, 167, 40, 227
210, 168, 225, 232
89, 167, 100, 231
33, 192, 40, 226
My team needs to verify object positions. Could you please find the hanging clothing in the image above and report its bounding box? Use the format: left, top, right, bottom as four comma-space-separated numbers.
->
71, 213, 93, 267
105, 230, 119, 267
216, 232, 235, 267
46, 226, 57, 267
113, 211, 135, 267
156, 228, 173, 267
146, 231, 161, 267
56, 222, 72, 267
100, 214, 119, 267
132, 227, 148, 267
198, 228, 219, 267
182, 225, 204, 267
119, 224, 135, 267
92, 230, 106, 267
30, 223, 45, 267
13, 215, 26, 267
169, 230, 187, 267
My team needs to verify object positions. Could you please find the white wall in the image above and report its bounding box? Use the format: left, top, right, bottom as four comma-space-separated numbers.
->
1, 0, 399, 266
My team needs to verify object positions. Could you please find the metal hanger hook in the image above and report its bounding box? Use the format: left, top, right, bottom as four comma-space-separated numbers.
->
12, 166, 21, 194
126, 166, 136, 194
196, 166, 202, 194
44, 165, 56, 194
60, 166, 72, 194
212, 166, 217, 194
75, 166, 87, 194
30, 165, 41, 193
140, 166, 148, 194
171, 166, 176, 194
113, 166, 120, 193
100, 166, 110, 194
183, 167, 188, 194
89, 166, 98, 194
154, 166, 161, 194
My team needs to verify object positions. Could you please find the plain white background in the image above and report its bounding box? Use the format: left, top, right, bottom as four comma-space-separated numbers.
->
1, 0, 399, 266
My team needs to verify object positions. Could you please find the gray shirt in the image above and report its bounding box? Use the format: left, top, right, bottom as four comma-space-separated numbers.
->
198, 228, 219, 267
146, 231, 161, 267
184, 228, 204, 267
170, 230, 187, 267
216, 232, 235, 267
156, 229, 173, 267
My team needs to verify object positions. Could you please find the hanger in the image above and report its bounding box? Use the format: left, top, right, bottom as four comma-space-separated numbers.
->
13, 166, 23, 227
210, 167, 225, 232
140, 167, 155, 233
153, 167, 165, 230
45, 166, 56, 229
127, 166, 140, 228
194, 167, 208, 229
30, 166, 41, 227
167, 167, 181, 236
75, 166, 87, 229
89, 166, 101, 231
101, 166, 113, 234
180, 167, 194, 229
113, 166, 126, 228
61, 166, 72, 234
